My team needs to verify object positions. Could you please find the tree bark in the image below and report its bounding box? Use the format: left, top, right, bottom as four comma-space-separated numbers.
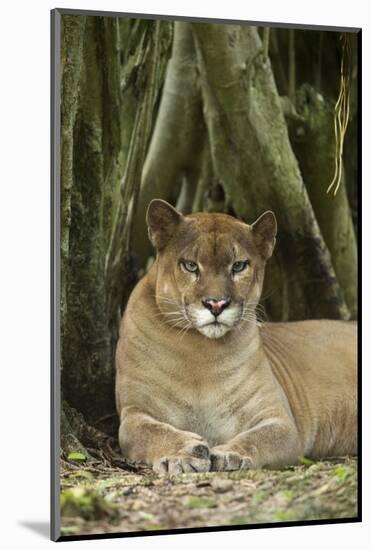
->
131, 22, 205, 268
61, 17, 172, 425
104, 20, 172, 332
62, 17, 122, 422
284, 84, 357, 317
60, 15, 86, 342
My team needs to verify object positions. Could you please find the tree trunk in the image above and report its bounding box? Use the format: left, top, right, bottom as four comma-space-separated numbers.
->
61, 16, 172, 428
284, 84, 357, 317
62, 17, 123, 422
60, 15, 86, 344
131, 22, 205, 268
105, 20, 173, 332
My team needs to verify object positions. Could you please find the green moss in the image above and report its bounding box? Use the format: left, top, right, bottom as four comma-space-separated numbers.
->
186, 496, 218, 509
67, 452, 87, 462
334, 466, 352, 481
297, 455, 315, 466
274, 510, 295, 522
66, 470, 93, 480
252, 490, 267, 503
60, 526, 81, 535
229, 515, 250, 525
60, 487, 119, 522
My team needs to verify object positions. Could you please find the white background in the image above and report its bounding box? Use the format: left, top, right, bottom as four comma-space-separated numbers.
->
0, 0, 368, 548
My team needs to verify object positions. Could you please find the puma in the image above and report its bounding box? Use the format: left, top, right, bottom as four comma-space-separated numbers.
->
115, 199, 357, 474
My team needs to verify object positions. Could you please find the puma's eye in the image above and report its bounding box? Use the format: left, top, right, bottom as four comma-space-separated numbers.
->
181, 260, 199, 273
232, 260, 249, 273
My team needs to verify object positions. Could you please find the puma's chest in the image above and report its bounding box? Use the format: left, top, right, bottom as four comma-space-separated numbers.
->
161, 378, 241, 447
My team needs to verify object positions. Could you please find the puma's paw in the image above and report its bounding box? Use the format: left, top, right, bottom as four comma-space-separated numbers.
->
210, 447, 252, 471
154, 443, 211, 474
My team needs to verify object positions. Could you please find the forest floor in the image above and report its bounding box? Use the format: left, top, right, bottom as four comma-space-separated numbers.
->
60, 454, 358, 537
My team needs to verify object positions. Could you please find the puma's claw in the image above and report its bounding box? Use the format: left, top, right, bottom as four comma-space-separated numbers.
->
154, 454, 211, 474
154, 441, 211, 474
210, 448, 252, 471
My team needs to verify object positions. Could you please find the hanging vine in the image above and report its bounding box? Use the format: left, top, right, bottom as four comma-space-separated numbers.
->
327, 33, 352, 196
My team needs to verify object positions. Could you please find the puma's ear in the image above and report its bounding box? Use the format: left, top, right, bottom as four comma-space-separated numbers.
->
146, 199, 183, 250
252, 211, 277, 259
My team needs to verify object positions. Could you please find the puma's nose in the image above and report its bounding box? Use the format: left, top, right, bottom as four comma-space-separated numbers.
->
202, 297, 231, 316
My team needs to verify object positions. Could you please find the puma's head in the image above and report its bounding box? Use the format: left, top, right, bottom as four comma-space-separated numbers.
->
146, 199, 276, 339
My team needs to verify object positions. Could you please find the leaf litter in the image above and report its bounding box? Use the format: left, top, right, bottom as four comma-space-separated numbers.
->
60, 453, 357, 536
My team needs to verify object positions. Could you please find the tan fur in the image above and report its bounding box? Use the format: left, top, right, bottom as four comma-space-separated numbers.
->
115, 201, 357, 474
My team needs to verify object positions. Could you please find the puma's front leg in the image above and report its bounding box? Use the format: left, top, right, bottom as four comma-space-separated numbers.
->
211, 420, 301, 471
119, 406, 211, 474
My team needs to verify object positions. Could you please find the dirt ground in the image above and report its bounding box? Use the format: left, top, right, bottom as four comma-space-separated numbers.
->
60, 455, 358, 537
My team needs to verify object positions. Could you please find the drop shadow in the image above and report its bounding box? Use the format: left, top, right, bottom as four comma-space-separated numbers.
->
18, 521, 50, 539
